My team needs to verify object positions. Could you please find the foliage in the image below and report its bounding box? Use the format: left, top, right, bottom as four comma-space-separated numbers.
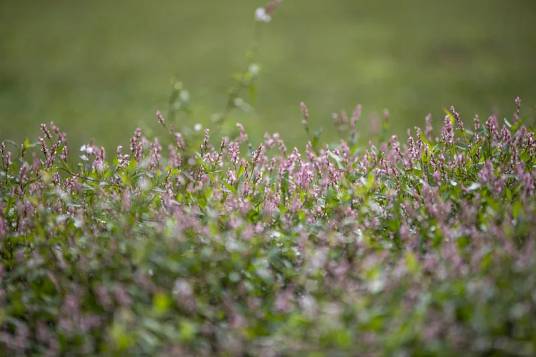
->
0, 97, 535, 355
1, 2, 536, 355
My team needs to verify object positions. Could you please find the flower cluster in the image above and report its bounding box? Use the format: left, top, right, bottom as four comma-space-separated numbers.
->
0, 102, 535, 355
255, 0, 283, 23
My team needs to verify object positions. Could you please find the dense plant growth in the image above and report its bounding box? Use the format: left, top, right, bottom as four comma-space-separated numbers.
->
1, 1, 536, 355
1, 98, 535, 355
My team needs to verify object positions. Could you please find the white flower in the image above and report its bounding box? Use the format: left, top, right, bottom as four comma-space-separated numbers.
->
248, 63, 260, 75
255, 7, 271, 23
233, 97, 252, 112
80, 144, 94, 155
194, 123, 202, 132
179, 89, 190, 102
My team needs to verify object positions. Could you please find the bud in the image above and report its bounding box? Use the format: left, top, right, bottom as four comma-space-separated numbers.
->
299, 101, 309, 125
255, 7, 272, 23
513, 96, 522, 122
156, 110, 166, 126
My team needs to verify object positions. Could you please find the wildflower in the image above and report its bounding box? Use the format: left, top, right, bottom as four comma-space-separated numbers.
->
406, 134, 419, 163
425, 113, 433, 140
1, 143, 12, 170
248, 63, 260, 76
60, 146, 68, 161
130, 128, 143, 161
236, 123, 248, 143
179, 89, 190, 102
1, 98, 536, 354
18, 163, 29, 187
296, 162, 314, 188
264, 132, 286, 153
449, 105, 463, 131
168, 145, 182, 168
473, 114, 481, 142
92, 146, 106, 172
485, 115, 498, 140
255, 7, 271, 23
116, 145, 129, 168
500, 127, 511, 144
513, 96, 522, 122
40, 123, 52, 140
39, 136, 57, 168
440, 115, 454, 145
227, 141, 240, 165
174, 132, 185, 150
350, 104, 362, 129
479, 160, 494, 186
80, 144, 94, 155
300, 101, 310, 134
265, 0, 283, 15
332, 111, 349, 131
150, 138, 162, 169
299, 101, 309, 125
155, 110, 166, 126
201, 129, 210, 154
227, 170, 237, 185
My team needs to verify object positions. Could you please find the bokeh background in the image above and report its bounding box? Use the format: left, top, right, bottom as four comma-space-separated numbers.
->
1, 0, 535, 149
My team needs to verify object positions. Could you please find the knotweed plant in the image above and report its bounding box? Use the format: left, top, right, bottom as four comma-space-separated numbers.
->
0, 99, 535, 355
1, 0, 536, 354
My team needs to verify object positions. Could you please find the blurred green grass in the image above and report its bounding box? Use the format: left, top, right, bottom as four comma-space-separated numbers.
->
1, 0, 535, 149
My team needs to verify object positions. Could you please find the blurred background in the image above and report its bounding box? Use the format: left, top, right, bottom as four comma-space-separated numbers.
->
1, 0, 535, 150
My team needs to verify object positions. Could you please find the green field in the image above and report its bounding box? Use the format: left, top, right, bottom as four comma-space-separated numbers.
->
1, 0, 535, 148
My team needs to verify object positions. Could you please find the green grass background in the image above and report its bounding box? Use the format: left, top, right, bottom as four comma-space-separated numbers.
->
1, 0, 535, 149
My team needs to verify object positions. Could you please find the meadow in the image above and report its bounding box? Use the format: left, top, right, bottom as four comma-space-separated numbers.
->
1, 93, 535, 355
1, 1, 536, 355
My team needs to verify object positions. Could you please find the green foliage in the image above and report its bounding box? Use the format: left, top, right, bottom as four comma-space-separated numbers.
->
0, 102, 535, 355
1, 2, 536, 354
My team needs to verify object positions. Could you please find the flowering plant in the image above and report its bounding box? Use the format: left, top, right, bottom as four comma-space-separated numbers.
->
1, 1, 535, 354
1, 98, 535, 355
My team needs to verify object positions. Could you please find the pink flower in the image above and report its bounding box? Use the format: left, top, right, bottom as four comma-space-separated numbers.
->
441, 115, 454, 145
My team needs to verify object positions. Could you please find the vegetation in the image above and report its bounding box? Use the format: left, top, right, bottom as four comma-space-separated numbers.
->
1, 2, 535, 355
1, 96, 535, 354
